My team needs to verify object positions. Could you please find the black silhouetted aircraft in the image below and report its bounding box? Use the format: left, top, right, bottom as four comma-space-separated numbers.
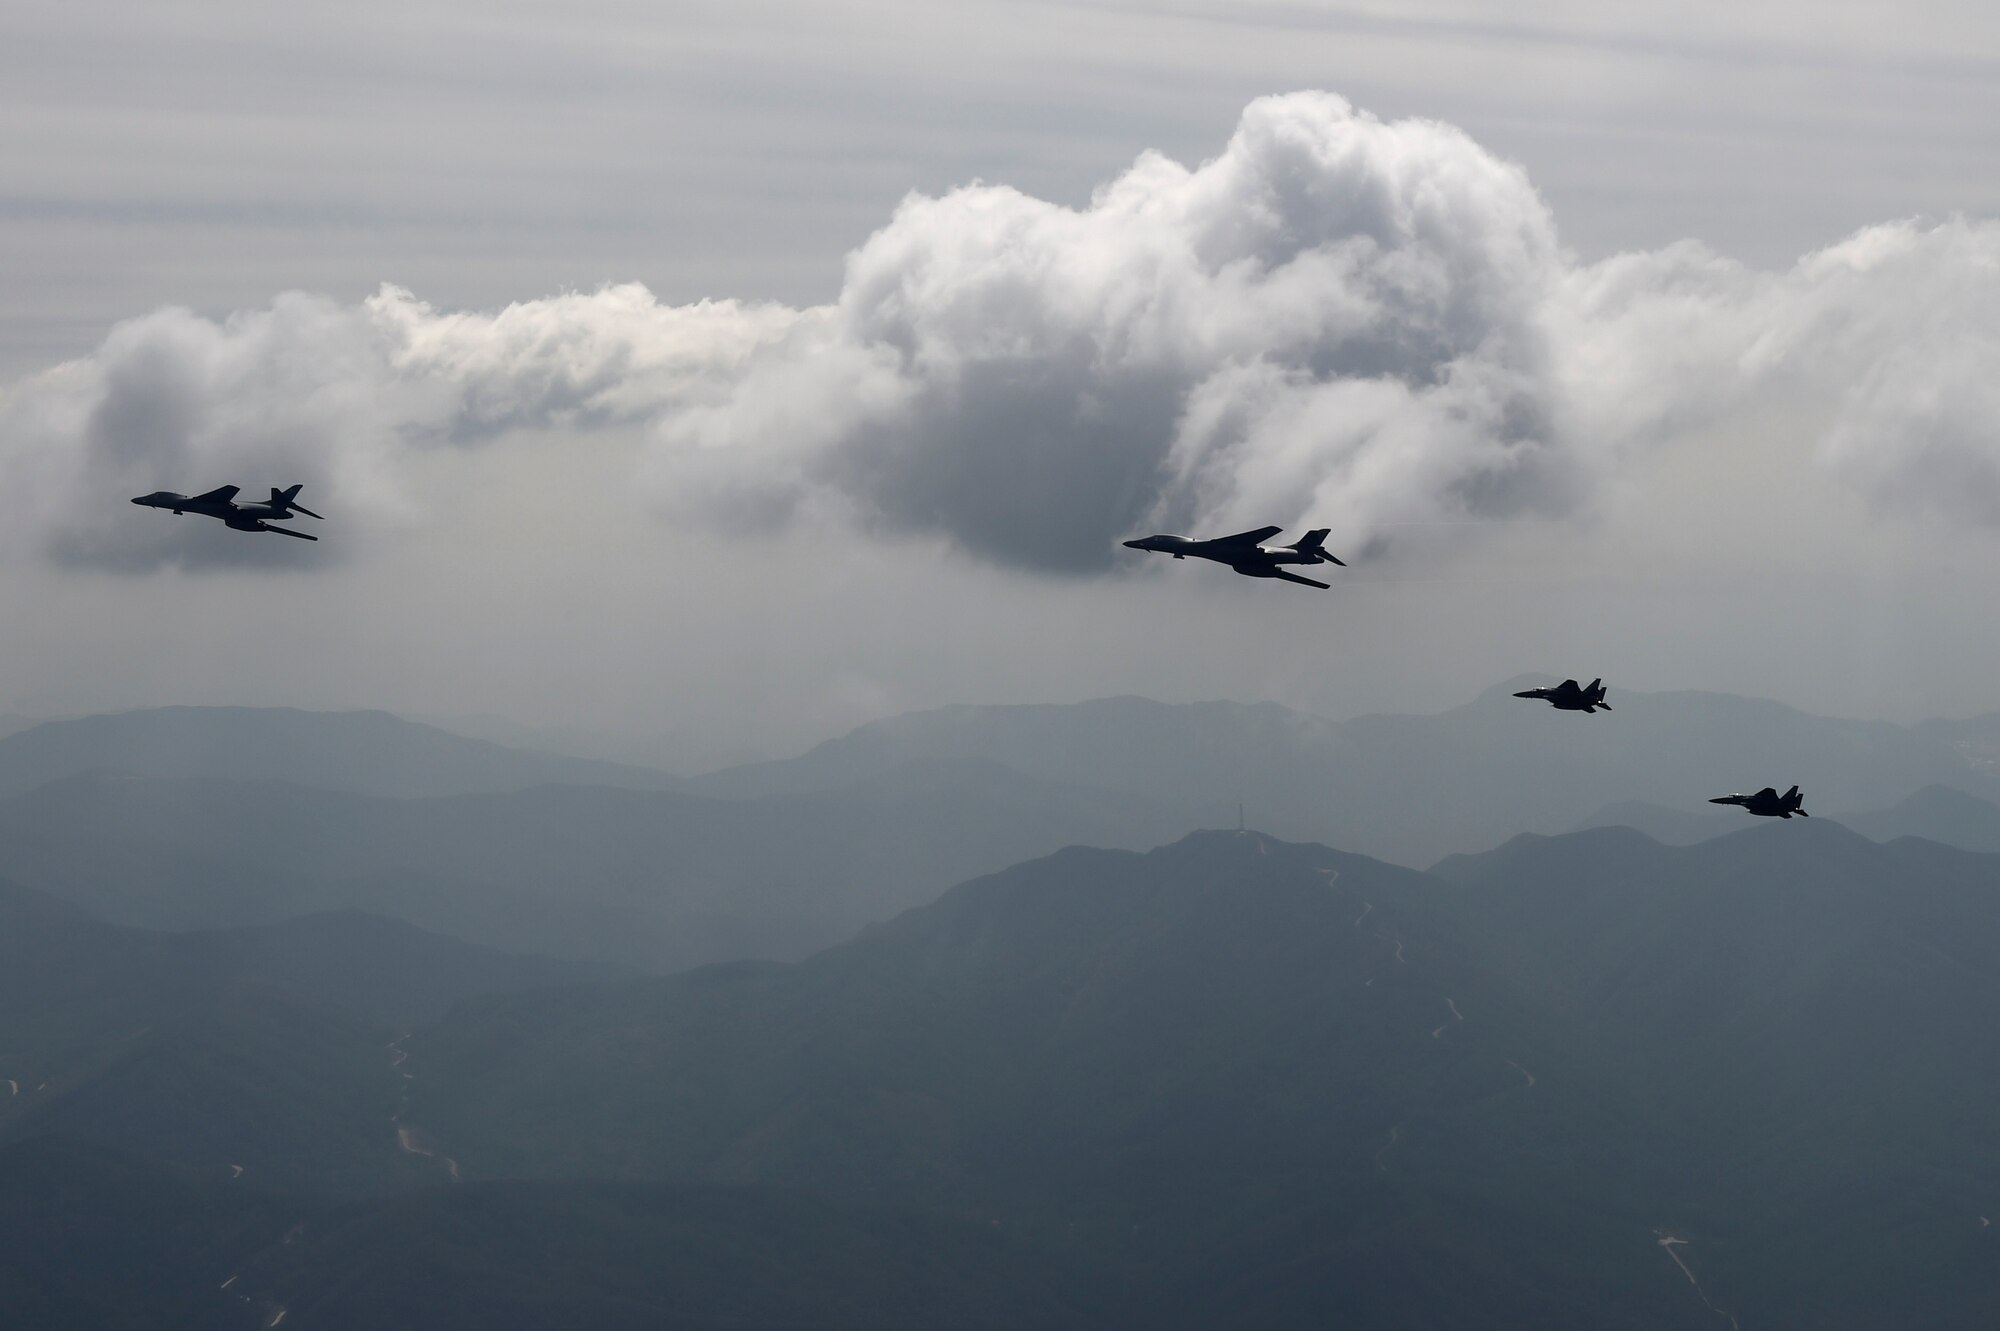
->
1709, 786, 1809, 818
1122, 526, 1346, 588
1513, 678, 1612, 713
131, 485, 323, 541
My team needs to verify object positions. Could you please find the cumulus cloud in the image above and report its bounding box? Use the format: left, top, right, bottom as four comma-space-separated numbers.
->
0, 285, 796, 569
8, 90, 2000, 574
656, 92, 1571, 570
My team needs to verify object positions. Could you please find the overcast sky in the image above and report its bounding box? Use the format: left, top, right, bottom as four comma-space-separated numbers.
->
5, 0, 2000, 769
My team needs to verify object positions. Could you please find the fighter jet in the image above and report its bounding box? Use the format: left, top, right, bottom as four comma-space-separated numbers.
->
1513, 678, 1612, 713
1708, 785, 1809, 818
130, 484, 323, 541
1122, 526, 1346, 589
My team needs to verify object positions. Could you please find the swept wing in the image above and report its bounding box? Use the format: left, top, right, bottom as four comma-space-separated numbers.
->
1212, 526, 1282, 546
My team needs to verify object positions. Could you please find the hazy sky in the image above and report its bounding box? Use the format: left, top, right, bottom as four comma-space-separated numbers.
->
6, 0, 2000, 769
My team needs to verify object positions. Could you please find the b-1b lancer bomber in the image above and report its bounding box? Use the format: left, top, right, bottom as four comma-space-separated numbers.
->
1709, 786, 1809, 818
131, 484, 323, 541
1513, 678, 1612, 713
1122, 526, 1346, 589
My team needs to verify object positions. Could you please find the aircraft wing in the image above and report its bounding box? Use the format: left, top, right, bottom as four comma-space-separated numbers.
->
1212, 525, 1282, 547
190, 485, 240, 504
1267, 568, 1329, 589
261, 524, 318, 541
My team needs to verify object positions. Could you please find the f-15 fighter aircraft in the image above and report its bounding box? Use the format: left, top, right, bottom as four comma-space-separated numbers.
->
1513, 678, 1612, 713
1121, 526, 1346, 589
131, 484, 323, 541
1708, 785, 1809, 818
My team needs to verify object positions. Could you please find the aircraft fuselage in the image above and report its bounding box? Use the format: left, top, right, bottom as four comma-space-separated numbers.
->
1123, 534, 1322, 569
1123, 527, 1345, 589
132, 491, 232, 519
131, 487, 321, 541
1709, 787, 1808, 818
1513, 679, 1611, 713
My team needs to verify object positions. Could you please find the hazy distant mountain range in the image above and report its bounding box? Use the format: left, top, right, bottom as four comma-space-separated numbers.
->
0, 760, 1188, 970
1575, 783, 2000, 850
6, 690, 2000, 1323
8, 822, 1998, 1326
0, 705, 686, 800
0, 692, 1994, 975
694, 681, 2000, 863
0, 877, 616, 1197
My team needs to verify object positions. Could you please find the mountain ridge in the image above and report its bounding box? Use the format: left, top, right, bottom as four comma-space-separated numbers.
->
696, 688, 2000, 864
0, 706, 686, 800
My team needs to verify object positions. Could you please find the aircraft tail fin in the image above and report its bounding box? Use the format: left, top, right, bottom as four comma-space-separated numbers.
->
271, 484, 323, 519
1784, 785, 1800, 803
1290, 528, 1346, 566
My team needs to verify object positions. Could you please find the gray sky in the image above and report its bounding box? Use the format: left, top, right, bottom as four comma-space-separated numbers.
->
5, 0, 2000, 769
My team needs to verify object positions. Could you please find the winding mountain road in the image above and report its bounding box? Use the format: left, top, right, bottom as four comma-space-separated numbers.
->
1374, 1123, 1404, 1174
1431, 997, 1464, 1041
1656, 1232, 1740, 1329
388, 1035, 461, 1182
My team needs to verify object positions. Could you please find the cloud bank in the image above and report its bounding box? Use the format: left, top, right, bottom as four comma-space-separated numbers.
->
7, 90, 2000, 573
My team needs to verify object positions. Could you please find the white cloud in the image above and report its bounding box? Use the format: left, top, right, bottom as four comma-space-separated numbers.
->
646, 90, 1580, 570
7, 90, 2000, 575
0, 285, 796, 569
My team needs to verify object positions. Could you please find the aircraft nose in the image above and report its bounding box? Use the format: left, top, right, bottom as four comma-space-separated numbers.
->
1122, 539, 1146, 550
